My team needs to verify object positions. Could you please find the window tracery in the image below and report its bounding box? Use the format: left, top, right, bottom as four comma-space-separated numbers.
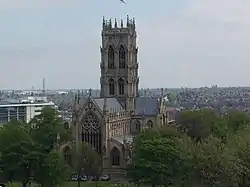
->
119, 45, 126, 68
82, 112, 101, 154
108, 46, 115, 69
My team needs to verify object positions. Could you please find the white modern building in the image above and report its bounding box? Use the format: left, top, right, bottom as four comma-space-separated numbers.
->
0, 97, 55, 125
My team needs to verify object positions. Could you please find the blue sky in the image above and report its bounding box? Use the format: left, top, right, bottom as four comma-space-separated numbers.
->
0, 0, 250, 89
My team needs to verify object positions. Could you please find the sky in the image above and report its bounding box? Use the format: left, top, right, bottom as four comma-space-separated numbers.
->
0, 0, 250, 89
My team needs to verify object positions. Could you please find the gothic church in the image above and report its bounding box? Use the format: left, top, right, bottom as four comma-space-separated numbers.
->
62, 16, 168, 175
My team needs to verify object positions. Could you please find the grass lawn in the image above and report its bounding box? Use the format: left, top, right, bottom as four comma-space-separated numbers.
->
6, 181, 115, 187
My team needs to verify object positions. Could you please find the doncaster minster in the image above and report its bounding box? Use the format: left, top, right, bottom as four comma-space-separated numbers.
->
61, 16, 169, 176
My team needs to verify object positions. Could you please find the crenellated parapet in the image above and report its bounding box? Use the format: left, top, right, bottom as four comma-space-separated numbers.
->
106, 109, 131, 138
108, 109, 130, 121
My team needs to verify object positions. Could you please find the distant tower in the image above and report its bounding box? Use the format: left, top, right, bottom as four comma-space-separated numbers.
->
100, 16, 139, 111
42, 77, 45, 96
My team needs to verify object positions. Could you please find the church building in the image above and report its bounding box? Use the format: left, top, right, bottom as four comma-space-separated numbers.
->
62, 16, 169, 176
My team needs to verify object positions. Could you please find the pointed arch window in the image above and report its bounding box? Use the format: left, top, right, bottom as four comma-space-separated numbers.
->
108, 46, 115, 69
81, 112, 102, 153
110, 147, 120, 166
119, 45, 126, 68
136, 120, 141, 132
109, 78, 115, 95
118, 78, 125, 95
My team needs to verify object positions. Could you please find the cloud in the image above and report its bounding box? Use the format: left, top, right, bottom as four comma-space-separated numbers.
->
138, 0, 250, 87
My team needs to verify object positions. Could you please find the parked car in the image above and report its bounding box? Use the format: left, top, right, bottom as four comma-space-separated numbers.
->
100, 174, 111, 181
71, 172, 78, 181
92, 176, 99, 181
79, 175, 88, 181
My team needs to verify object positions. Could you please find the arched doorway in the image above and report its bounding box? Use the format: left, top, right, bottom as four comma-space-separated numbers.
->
110, 147, 121, 166
63, 146, 71, 165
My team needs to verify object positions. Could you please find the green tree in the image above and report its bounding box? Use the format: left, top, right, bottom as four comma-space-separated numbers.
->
34, 150, 70, 187
29, 107, 70, 152
227, 127, 250, 187
128, 128, 193, 187
177, 109, 223, 142
72, 142, 101, 187
128, 110, 250, 187
28, 107, 71, 186
0, 108, 72, 187
193, 136, 240, 187
225, 110, 250, 132
0, 123, 37, 187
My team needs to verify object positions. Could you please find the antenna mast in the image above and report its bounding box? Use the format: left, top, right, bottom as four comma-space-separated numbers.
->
42, 77, 45, 96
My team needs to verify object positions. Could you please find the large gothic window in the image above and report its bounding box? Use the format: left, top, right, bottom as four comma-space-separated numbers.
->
118, 78, 125, 95
82, 113, 102, 154
110, 147, 120, 166
109, 78, 115, 95
119, 45, 126, 68
108, 46, 115, 69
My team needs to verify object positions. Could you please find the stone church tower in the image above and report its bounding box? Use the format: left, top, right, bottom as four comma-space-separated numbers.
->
60, 16, 171, 177
100, 16, 139, 111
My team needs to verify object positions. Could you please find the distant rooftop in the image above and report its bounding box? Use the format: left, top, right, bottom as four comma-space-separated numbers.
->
0, 96, 52, 106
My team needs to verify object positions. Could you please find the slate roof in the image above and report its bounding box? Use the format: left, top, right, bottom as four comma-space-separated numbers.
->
93, 98, 123, 113
135, 97, 160, 116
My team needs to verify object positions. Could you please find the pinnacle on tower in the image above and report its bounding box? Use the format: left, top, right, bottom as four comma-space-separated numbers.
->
102, 16, 105, 28
102, 16, 136, 30
127, 15, 129, 27
115, 18, 117, 28
121, 19, 123, 28
109, 18, 112, 28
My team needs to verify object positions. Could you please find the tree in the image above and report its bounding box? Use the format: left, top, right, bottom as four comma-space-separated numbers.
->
128, 128, 193, 187
0, 123, 37, 187
28, 107, 71, 186
176, 109, 224, 142
224, 110, 250, 132
29, 107, 70, 152
0, 108, 72, 187
227, 127, 250, 187
72, 142, 101, 187
127, 110, 250, 187
193, 136, 240, 187
34, 150, 70, 187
